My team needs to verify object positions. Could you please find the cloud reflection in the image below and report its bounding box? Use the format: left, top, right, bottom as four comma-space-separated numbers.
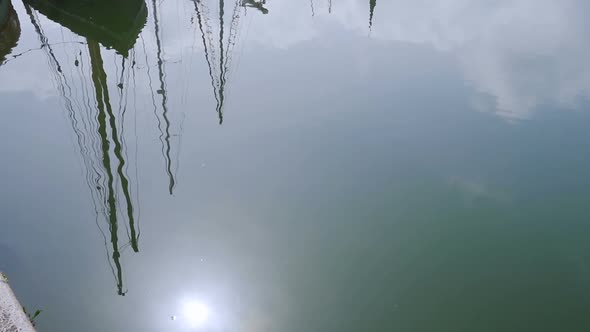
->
5, 0, 590, 120
247, 0, 590, 119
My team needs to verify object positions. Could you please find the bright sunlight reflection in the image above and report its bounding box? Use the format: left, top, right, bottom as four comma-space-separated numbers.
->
182, 300, 211, 328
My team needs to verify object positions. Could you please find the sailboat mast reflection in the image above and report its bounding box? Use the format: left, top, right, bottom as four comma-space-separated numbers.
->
23, 0, 146, 295
88, 39, 136, 294
192, 0, 263, 124
369, 0, 376, 31
150, 0, 176, 194
18, 0, 268, 295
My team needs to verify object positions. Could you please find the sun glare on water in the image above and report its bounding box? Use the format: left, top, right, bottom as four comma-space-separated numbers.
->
182, 300, 211, 328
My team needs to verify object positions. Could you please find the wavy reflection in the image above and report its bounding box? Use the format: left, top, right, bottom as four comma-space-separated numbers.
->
23, 0, 146, 296
88, 39, 134, 295
11, 0, 266, 295
192, 0, 243, 124
150, 0, 176, 194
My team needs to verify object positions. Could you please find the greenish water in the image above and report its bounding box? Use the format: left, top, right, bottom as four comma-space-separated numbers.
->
1, 0, 590, 331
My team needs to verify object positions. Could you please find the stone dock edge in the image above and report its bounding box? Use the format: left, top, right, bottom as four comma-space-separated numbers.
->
1, 272, 37, 332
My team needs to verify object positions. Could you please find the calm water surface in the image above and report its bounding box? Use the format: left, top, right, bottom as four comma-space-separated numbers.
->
2, 0, 590, 331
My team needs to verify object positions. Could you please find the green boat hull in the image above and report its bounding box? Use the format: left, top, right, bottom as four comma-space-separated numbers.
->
0, 0, 20, 64
24, 0, 147, 56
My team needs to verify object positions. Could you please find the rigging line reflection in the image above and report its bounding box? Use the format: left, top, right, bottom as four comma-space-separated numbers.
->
116, 56, 139, 249
131, 50, 142, 243
219, 0, 242, 124
24, 3, 101, 226
1, 41, 86, 66
151, 0, 176, 195
192, 0, 222, 121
